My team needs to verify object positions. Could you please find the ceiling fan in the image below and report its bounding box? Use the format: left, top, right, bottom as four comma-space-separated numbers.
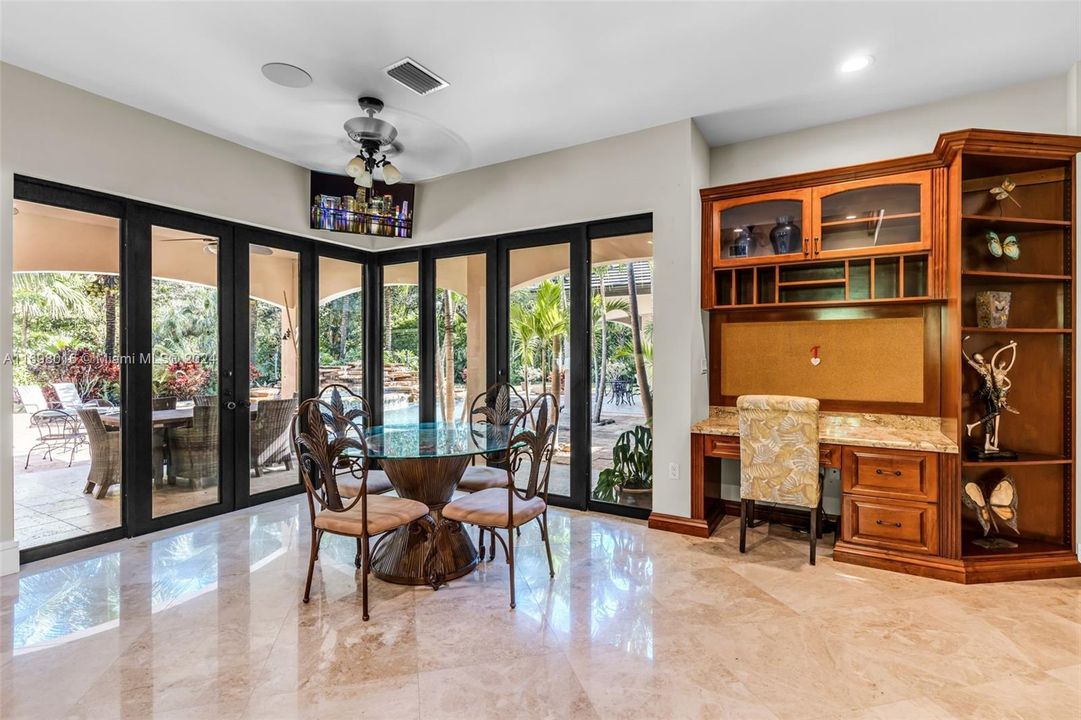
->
343, 96, 404, 188
160, 237, 274, 256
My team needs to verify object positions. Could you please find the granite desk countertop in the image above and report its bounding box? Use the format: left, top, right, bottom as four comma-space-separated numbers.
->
690, 406, 959, 454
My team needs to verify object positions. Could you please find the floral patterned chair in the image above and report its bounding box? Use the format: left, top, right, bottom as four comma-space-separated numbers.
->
737, 394, 825, 565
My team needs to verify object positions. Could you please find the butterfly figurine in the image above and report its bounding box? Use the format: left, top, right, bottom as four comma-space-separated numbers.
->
986, 230, 1020, 261
962, 476, 1019, 537
990, 177, 1022, 208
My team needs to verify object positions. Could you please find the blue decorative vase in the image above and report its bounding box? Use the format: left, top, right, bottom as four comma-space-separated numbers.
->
770, 216, 801, 254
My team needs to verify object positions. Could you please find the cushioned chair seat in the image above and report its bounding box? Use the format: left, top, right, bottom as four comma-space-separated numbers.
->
314, 494, 428, 536
443, 487, 545, 528
456, 465, 508, 493
337, 469, 393, 497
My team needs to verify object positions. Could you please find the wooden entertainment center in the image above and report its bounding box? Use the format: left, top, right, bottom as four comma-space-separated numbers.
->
658, 129, 1081, 583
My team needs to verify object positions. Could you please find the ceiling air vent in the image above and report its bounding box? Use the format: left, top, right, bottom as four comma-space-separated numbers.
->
384, 57, 449, 96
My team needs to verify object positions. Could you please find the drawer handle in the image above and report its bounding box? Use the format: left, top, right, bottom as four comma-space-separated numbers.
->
875, 519, 902, 528
875, 468, 903, 477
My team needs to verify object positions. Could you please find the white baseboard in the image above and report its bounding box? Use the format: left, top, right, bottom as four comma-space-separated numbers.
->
0, 540, 19, 576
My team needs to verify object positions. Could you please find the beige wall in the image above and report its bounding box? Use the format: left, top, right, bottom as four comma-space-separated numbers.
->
710, 74, 1070, 186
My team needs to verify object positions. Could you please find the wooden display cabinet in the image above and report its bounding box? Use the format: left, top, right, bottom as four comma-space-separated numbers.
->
702, 168, 939, 309
694, 129, 1081, 583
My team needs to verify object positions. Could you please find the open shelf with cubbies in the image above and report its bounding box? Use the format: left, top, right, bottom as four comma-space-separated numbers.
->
711, 252, 930, 309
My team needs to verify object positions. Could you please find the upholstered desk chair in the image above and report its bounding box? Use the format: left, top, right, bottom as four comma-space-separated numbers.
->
442, 393, 558, 609
737, 394, 824, 565
317, 385, 393, 496
291, 399, 428, 620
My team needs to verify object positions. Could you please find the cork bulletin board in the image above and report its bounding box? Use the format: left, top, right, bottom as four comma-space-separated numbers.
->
719, 317, 925, 403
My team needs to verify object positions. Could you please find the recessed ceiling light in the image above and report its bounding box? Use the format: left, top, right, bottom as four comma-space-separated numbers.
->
261, 62, 312, 88
840, 55, 874, 73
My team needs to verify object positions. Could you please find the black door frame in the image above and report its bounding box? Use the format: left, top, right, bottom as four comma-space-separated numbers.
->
13, 174, 653, 565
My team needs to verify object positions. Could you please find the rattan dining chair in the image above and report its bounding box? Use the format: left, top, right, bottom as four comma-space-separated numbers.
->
317, 385, 393, 496
442, 393, 559, 609
77, 408, 120, 498
250, 397, 297, 476
291, 398, 429, 620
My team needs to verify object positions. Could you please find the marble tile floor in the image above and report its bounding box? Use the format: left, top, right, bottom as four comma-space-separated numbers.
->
1, 496, 1078, 719
13, 460, 295, 550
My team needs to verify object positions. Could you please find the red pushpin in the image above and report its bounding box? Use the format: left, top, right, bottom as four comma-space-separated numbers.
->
810, 345, 821, 366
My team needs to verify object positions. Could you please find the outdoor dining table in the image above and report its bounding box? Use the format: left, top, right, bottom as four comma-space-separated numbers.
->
357, 422, 518, 586
97, 405, 258, 429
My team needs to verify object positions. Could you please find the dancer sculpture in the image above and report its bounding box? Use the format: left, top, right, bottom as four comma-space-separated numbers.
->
962, 336, 1019, 460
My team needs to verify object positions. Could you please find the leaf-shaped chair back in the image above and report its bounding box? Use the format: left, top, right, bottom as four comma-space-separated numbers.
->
507, 393, 560, 501
469, 382, 526, 463
290, 398, 367, 514
318, 384, 373, 432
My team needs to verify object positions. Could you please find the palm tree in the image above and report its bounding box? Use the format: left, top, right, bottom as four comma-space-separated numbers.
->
509, 301, 537, 404
626, 262, 653, 421
530, 279, 569, 402
438, 289, 455, 421
13, 273, 94, 349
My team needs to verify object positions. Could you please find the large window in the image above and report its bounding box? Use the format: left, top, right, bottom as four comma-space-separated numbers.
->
318, 257, 365, 399
150, 226, 221, 518
382, 262, 420, 424
249, 244, 301, 494
508, 244, 571, 497
12, 201, 123, 549
435, 254, 487, 422
589, 234, 654, 510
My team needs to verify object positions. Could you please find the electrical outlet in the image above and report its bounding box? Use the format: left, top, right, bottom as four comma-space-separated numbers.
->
668, 462, 679, 481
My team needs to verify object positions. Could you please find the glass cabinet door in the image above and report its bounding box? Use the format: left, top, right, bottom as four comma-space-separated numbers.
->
712, 190, 812, 267
813, 171, 931, 258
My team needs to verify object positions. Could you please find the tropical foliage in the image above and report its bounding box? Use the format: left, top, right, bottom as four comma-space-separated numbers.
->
593, 425, 653, 502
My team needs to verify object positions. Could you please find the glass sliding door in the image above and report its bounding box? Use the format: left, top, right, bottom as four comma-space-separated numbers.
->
248, 243, 301, 494
508, 243, 572, 498
11, 200, 124, 549
382, 261, 420, 424
318, 256, 365, 397
589, 234, 655, 510
435, 254, 487, 423
150, 225, 224, 518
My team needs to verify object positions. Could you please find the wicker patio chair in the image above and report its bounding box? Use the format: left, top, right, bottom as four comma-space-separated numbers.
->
78, 408, 120, 499
250, 397, 297, 476
193, 395, 216, 407
168, 405, 219, 488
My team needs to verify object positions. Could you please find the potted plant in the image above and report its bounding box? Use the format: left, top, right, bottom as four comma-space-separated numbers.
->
593, 425, 652, 505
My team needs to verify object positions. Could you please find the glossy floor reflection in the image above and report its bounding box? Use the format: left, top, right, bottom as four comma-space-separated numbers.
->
2, 497, 1079, 719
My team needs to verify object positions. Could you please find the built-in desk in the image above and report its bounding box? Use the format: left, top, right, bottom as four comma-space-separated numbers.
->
650, 406, 961, 577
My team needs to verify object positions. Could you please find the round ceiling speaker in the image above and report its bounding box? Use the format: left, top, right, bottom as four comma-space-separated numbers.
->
261, 62, 313, 88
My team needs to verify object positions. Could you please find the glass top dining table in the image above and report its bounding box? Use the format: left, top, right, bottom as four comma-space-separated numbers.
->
360, 421, 518, 459
351, 421, 519, 587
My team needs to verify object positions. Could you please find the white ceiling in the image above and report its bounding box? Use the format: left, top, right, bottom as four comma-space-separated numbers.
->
2, 2, 1078, 182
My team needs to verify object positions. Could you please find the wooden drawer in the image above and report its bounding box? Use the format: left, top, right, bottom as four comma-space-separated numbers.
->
703, 435, 740, 459
842, 447, 938, 502
842, 496, 938, 555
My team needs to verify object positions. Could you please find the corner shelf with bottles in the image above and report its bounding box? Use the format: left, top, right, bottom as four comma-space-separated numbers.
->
704, 170, 935, 309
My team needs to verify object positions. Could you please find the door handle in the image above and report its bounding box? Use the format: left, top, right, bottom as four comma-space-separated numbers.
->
813, 236, 821, 255
224, 401, 238, 411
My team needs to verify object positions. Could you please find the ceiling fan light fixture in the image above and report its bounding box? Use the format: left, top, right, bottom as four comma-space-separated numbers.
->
356, 170, 373, 189
345, 155, 366, 177
381, 162, 402, 185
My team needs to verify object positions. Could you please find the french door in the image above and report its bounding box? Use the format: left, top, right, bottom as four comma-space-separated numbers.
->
127, 212, 314, 534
